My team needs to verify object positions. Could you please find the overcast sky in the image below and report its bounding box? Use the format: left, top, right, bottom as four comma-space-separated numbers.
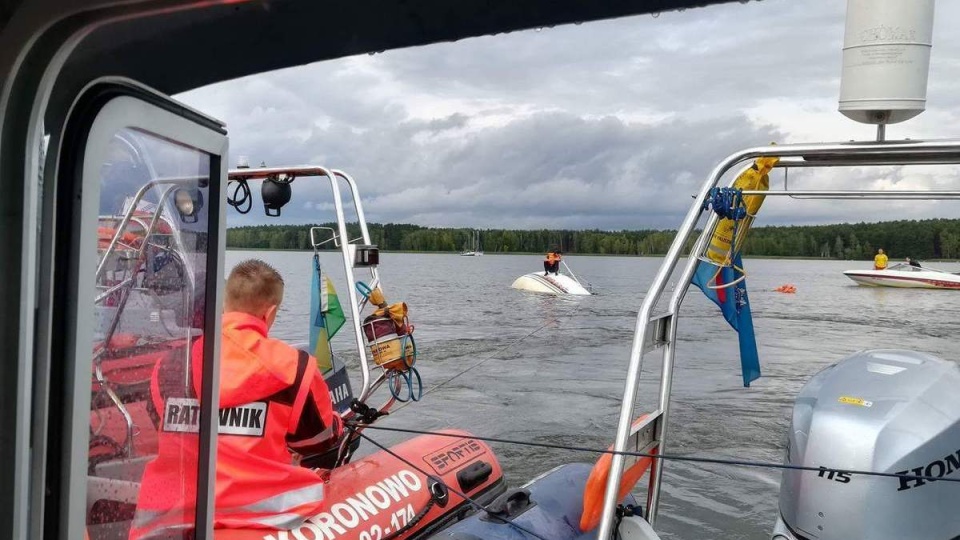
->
177, 0, 960, 230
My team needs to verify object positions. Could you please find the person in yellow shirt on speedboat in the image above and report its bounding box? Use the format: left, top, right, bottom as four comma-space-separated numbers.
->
874, 248, 888, 270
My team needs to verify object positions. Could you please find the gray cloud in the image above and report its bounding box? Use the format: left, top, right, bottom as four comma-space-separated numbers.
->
178, 0, 960, 230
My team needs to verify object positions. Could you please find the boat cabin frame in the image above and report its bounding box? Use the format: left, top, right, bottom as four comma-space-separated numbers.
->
0, 1, 951, 538
93, 158, 405, 449
221, 165, 395, 404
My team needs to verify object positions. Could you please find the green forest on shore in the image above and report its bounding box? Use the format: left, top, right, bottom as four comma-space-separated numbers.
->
226, 218, 960, 260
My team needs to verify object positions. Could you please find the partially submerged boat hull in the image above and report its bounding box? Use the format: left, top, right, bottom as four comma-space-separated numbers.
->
843, 269, 960, 289
511, 273, 591, 296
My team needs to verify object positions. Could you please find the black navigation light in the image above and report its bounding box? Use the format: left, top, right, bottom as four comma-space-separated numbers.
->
261, 175, 292, 217
353, 245, 380, 267
174, 187, 203, 223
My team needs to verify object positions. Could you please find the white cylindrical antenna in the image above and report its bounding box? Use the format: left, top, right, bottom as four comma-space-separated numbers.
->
839, 0, 935, 127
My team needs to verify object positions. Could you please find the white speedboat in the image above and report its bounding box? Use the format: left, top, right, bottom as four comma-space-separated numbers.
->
843, 263, 960, 289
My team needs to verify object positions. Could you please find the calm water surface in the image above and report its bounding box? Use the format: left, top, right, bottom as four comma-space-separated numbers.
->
226, 251, 960, 540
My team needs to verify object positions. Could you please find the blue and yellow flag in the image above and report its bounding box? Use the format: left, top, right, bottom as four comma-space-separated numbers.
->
691, 252, 761, 387
309, 255, 346, 373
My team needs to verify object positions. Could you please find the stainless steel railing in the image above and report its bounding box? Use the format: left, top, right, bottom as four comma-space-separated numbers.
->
595, 138, 960, 539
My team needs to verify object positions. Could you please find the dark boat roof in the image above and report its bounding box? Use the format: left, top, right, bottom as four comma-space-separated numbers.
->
3, 0, 747, 95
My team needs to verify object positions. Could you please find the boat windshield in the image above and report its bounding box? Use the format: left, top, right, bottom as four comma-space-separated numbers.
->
89, 128, 213, 537
886, 262, 943, 272
95, 131, 209, 343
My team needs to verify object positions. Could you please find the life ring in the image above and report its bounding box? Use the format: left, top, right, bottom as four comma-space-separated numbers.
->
704, 154, 780, 267
579, 415, 655, 532
774, 284, 796, 294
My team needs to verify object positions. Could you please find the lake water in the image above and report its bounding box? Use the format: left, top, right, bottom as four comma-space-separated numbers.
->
226, 250, 960, 540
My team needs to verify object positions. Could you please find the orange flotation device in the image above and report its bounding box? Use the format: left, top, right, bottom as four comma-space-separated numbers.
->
98, 226, 142, 249
774, 284, 796, 293
579, 415, 655, 531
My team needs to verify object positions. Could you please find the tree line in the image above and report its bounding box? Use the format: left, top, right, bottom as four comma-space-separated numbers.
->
226, 218, 960, 260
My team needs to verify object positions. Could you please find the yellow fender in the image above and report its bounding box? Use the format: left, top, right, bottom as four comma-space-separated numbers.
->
704, 155, 780, 267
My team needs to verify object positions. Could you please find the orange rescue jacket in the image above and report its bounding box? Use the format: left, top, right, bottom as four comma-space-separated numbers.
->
130, 312, 343, 538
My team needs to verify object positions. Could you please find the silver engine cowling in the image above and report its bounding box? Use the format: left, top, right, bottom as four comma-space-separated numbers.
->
773, 349, 960, 540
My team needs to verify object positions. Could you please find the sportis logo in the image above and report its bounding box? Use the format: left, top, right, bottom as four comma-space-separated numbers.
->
424, 439, 485, 474
163, 398, 267, 437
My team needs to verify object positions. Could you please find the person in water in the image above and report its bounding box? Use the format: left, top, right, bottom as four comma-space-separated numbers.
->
906, 257, 922, 268
544, 248, 562, 276
131, 259, 344, 538
874, 248, 888, 270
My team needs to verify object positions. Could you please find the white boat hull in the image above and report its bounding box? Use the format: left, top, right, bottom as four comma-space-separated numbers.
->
843, 268, 960, 289
511, 273, 591, 296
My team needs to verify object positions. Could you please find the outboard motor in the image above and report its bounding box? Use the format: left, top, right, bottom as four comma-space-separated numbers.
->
773, 350, 960, 539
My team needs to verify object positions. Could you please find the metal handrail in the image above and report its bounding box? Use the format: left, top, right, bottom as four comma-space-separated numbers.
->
594, 138, 960, 539
333, 170, 382, 317
95, 177, 197, 280
229, 165, 375, 399
94, 184, 180, 457
228, 166, 386, 404
741, 190, 960, 199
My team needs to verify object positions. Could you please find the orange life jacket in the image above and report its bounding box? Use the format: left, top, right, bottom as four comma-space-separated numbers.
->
546, 252, 560, 263
130, 312, 342, 539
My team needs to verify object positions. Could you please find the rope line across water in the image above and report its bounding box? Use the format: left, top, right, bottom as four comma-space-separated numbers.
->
393, 300, 583, 412
359, 424, 960, 486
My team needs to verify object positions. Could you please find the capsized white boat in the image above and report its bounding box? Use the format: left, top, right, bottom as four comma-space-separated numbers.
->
512, 268, 591, 296
843, 262, 960, 289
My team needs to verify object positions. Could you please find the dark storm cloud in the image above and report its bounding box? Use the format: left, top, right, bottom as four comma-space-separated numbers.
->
178, 0, 960, 230
211, 107, 784, 229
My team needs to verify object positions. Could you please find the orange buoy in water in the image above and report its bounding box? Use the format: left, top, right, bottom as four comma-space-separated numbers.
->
774, 284, 796, 293
579, 415, 655, 532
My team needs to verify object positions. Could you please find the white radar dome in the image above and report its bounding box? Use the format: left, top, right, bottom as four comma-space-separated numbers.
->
838, 0, 935, 125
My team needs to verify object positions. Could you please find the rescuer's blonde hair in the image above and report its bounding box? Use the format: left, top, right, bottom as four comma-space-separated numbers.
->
225, 259, 284, 316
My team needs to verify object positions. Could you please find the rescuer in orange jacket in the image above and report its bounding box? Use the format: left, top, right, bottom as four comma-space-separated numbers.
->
544, 248, 561, 276
130, 259, 344, 539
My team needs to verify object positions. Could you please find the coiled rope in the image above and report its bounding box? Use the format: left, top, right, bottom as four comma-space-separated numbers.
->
354, 281, 422, 402
701, 187, 748, 290
702, 187, 747, 221
227, 178, 253, 214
